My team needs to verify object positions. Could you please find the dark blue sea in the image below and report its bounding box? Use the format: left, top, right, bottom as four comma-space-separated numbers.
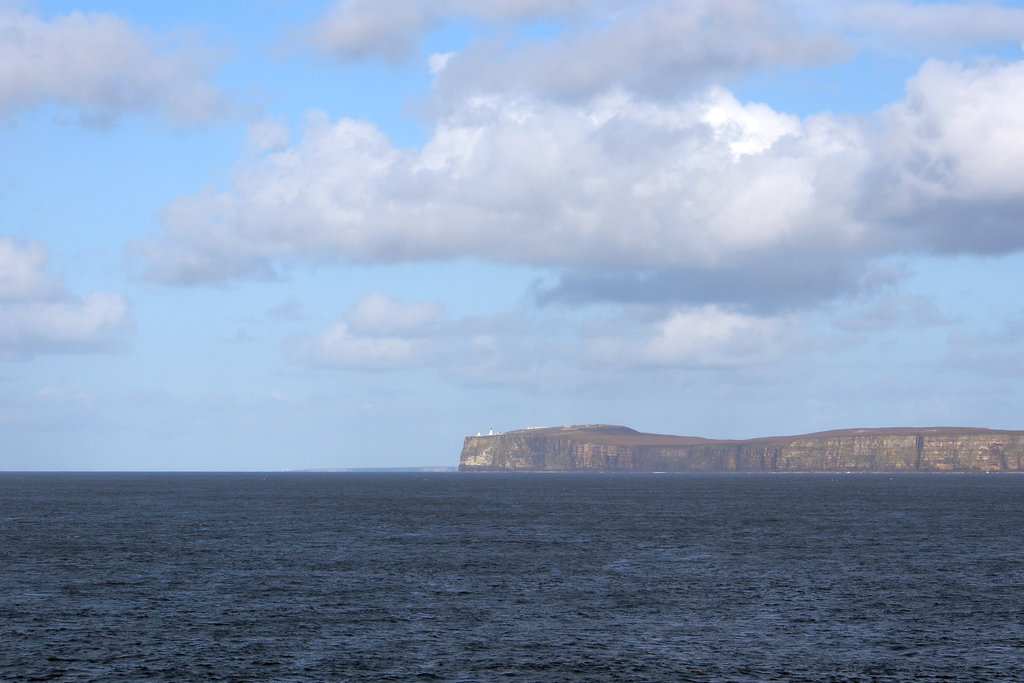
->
2, 473, 1023, 681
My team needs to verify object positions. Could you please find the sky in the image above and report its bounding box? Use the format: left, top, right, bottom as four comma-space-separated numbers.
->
2, 0, 1024, 470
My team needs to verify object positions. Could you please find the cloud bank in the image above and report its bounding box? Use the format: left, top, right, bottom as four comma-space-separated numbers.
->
124, 1, 1024, 375
138, 58, 1024, 313
297, 289, 799, 383
308, 0, 841, 101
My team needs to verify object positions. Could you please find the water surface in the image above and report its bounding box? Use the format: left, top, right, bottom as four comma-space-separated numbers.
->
2, 473, 1022, 680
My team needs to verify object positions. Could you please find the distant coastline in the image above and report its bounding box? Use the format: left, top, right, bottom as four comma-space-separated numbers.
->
296, 466, 459, 473
460, 425, 1024, 473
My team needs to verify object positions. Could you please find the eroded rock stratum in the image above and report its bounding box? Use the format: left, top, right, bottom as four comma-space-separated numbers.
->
459, 425, 1024, 472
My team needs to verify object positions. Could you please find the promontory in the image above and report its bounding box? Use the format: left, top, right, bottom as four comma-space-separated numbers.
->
459, 425, 1024, 472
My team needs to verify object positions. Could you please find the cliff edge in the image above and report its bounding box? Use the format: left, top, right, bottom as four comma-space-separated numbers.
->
459, 425, 1024, 472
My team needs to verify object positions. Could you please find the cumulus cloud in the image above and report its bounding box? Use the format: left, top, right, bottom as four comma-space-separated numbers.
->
0, 238, 132, 357
305, 0, 433, 62
869, 60, 1024, 253
0, 293, 131, 356
136, 88, 868, 292
297, 291, 595, 382
584, 305, 793, 368
0, 237, 65, 301
345, 292, 443, 336
301, 292, 443, 370
135, 55, 1024, 317
0, 8, 226, 125
306, 322, 426, 370
296, 289, 805, 378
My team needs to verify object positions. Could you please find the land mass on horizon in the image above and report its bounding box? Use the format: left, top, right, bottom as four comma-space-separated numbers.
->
459, 425, 1024, 472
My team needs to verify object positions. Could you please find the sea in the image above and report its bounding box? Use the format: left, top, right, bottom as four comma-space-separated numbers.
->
2, 472, 1022, 682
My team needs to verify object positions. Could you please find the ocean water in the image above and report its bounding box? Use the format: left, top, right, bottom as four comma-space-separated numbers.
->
1, 473, 1022, 682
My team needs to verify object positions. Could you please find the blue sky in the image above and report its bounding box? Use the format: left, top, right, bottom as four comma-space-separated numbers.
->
3, 0, 1024, 470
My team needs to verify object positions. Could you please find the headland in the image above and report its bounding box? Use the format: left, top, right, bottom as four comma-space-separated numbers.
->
459, 425, 1024, 472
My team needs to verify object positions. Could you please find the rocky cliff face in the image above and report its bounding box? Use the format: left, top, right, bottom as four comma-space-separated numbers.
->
459, 425, 1024, 472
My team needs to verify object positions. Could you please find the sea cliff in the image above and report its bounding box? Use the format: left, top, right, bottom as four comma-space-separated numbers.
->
458, 425, 1024, 472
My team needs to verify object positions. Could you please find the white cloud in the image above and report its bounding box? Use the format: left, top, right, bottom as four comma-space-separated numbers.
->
869, 59, 1024, 253
305, 0, 433, 62
0, 293, 130, 355
585, 305, 791, 367
298, 290, 804, 378
881, 60, 1024, 200
302, 1, 1024, 111
246, 118, 290, 152
0, 237, 64, 301
0, 8, 226, 125
297, 291, 596, 383
0, 237, 132, 357
433, 0, 841, 102
307, 0, 840, 101
307, 321, 426, 370
427, 52, 453, 76
701, 94, 801, 158
136, 49, 1024, 313
305, 0, 587, 63
137, 88, 867, 284
137, 111, 400, 282
303, 292, 442, 370
346, 291, 443, 336
843, 2, 1024, 50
